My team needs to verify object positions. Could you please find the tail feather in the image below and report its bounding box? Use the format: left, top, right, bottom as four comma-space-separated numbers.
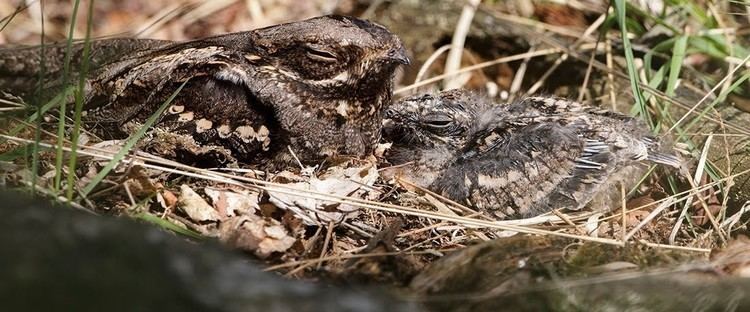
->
647, 151, 681, 168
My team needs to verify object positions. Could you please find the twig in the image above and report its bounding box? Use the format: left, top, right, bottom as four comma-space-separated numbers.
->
443, 0, 480, 90
623, 197, 676, 242
396, 44, 600, 94
1, 134, 719, 253
667, 53, 750, 134
264, 250, 441, 272
621, 183, 626, 242
525, 12, 606, 97
669, 135, 727, 244
317, 221, 335, 270
415, 44, 451, 84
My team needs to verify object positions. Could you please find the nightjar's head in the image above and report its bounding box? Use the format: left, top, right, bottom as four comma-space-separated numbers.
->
383, 89, 485, 150
246, 15, 409, 96
211, 15, 409, 161
380, 89, 489, 186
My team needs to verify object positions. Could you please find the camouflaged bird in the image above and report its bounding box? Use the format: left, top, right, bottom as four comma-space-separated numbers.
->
0, 15, 409, 168
382, 89, 681, 219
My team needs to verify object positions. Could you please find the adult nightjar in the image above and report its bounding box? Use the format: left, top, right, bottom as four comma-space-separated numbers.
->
0, 15, 409, 168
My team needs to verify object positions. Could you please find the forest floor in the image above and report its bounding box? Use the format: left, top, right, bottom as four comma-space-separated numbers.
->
2, 0, 750, 308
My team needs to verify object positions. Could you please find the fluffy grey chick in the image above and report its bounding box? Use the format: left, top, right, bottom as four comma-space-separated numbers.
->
381, 89, 489, 186
382, 89, 681, 219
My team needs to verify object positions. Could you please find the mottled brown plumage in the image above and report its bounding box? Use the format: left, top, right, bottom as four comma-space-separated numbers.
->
382, 89, 680, 219
382, 89, 487, 185
1, 15, 408, 168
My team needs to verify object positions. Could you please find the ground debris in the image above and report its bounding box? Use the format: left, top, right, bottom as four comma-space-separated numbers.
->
205, 187, 260, 218
1, 0, 748, 305
178, 184, 220, 224
219, 214, 295, 259
267, 164, 380, 225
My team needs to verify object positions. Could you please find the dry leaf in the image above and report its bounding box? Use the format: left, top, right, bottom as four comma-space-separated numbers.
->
267, 165, 379, 225
204, 187, 260, 219
219, 215, 296, 258
624, 195, 658, 226
423, 193, 457, 216
161, 189, 178, 208
178, 184, 220, 223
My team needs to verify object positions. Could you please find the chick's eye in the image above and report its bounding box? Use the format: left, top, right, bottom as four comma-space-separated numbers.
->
422, 114, 454, 130
305, 46, 338, 62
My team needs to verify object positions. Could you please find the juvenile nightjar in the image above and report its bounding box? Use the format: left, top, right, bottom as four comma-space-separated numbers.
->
382, 89, 681, 219
0, 15, 409, 168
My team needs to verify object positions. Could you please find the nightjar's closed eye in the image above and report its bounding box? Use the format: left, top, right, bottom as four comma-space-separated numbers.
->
421, 113, 454, 131
305, 45, 338, 62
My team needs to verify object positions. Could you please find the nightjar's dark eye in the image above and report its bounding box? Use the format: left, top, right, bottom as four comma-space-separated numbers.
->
421, 113, 454, 131
305, 45, 338, 62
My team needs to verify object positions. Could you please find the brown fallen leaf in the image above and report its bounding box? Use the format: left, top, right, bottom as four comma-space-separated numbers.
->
624, 195, 658, 227
178, 184, 220, 223
267, 165, 379, 225
161, 189, 178, 208
534, 3, 588, 28
204, 187, 260, 219
219, 215, 296, 259
691, 175, 723, 226
126, 166, 159, 197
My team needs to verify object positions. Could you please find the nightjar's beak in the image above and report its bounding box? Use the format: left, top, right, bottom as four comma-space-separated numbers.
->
387, 46, 410, 65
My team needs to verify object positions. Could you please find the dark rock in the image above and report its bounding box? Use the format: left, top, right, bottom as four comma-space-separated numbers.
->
410, 235, 746, 312
0, 190, 417, 312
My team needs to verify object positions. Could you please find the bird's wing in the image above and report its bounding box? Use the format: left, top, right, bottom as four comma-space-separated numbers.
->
0, 38, 170, 100
431, 122, 612, 219
85, 39, 262, 115
76, 39, 279, 164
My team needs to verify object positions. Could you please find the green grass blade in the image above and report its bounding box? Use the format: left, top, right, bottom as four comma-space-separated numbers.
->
134, 212, 204, 240
30, 1, 47, 192
65, 0, 96, 200
666, 35, 688, 97
623, 0, 678, 34
639, 65, 669, 132
682, 72, 750, 135
688, 36, 729, 59
7, 87, 74, 136
613, 0, 652, 129
80, 80, 189, 197
54, 0, 84, 193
